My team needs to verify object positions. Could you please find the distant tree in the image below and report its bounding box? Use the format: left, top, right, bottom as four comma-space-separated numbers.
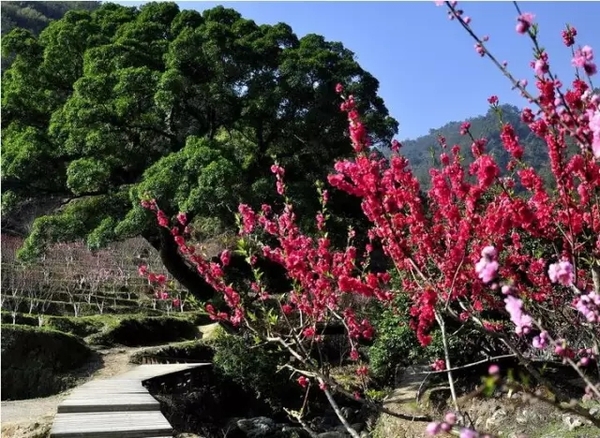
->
1, 2, 397, 301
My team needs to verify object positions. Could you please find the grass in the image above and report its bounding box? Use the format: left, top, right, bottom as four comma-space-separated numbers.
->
534, 421, 600, 438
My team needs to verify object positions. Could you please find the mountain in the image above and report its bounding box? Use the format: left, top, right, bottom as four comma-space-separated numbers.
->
1, 1, 100, 36
387, 104, 555, 189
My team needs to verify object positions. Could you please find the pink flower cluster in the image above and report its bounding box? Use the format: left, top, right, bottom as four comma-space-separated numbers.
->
138, 263, 181, 308
504, 295, 533, 335
587, 108, 600, 158
547, 260, 575, 287
427, 412, 486, 438
575, 291, 600, 323
475, 246, 499, 284
572, 45, 597, 76
515, 12, 535, 35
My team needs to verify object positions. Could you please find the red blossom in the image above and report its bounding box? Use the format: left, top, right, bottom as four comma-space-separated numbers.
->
297, 376, 309, 388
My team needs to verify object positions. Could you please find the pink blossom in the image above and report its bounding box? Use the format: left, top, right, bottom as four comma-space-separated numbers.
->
534, 59, 548, 76
587, 108, 600, 158
481, 246, 496, 258
532, 331, 549, 349
572, 45, 597, 76
220, 250, 231, 267
459, 429, 479, 438
426, 422, 441, 436
575, 291, 600, 322
475, 246, 499, 283
445, 412, 457, 425
504, 295, 533, 335
297, 376, 309, 388
177, 212, 187, 226
477, 260, 498, 283
547, 260, 574, 286
431, 359, 446, 371
516, 12, 535, 34
488, 364, 500, 375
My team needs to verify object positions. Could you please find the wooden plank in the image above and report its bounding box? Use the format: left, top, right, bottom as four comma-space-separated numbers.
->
49, 364, 210, 437
50, 412, 172, 438
61, 394, 157, 403
58, 394, 160, 413
118, 364, 209, 381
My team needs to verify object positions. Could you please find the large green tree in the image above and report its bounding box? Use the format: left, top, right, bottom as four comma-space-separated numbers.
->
1, 2, 397, 300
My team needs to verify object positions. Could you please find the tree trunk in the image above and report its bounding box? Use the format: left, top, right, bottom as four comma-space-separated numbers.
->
144, 228, 217, 302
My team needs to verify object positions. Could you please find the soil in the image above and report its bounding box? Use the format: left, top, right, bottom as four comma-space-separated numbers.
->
1, 346, 145, 438
372, 366, 600, 438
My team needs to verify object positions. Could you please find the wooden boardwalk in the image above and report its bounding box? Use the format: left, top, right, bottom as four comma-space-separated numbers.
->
50, 364, 209, 438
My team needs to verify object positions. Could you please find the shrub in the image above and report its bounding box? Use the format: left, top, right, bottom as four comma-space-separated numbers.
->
88, 316, 199, 347
1, 324, 92, 400
129, 340, 215, 364
368, 299, 425, 384
45, 315, 106, 338
0, 311, 38, 326
211, 334, 303, 413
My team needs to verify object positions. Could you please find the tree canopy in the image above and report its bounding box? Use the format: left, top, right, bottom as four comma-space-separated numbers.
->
1, 2, 398, 300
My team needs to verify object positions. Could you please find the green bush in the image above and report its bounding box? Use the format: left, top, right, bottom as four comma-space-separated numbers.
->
368, 296, 426, 384
130, 340, 215, 364
184, 311, 214, 326
367, 291, 498, 385
211, 334, 302, 412
88, 316, 199, 347
1, 324, 92, 400
45, 315, 106, 338
1, 311, 38, 326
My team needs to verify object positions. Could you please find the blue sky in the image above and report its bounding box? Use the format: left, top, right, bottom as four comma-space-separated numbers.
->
111, 1, 600, 140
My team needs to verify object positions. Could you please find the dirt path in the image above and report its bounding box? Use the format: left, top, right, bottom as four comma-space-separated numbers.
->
0, 347, 141, 438
373, 365, 433, 438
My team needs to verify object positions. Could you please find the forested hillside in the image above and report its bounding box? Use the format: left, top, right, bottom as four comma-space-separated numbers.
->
1, 1, 101, 69
1, 1, 100, 36
389, 104, 553, 188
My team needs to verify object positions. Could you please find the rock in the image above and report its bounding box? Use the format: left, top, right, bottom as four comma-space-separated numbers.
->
339, 407, 356, 423
589, 406, 600, 417
334, 423, 364, 434
515, 409, 538, 425
310, 417, 339, 432
317, 433, 347, 438
237, 417, 277, 438
562, 415, 583, 431
485, 408, 507, 430
279, 426, 306, 438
